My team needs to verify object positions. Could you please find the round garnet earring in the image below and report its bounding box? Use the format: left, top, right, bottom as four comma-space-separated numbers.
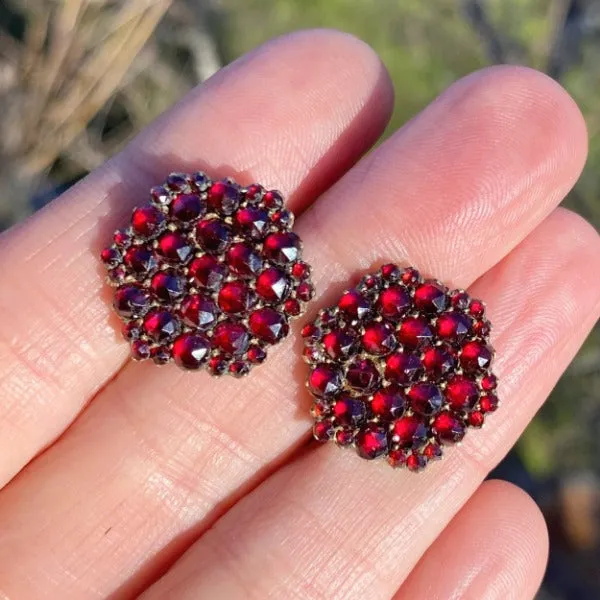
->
101, 172, 314, 376
303, 264, 498, 472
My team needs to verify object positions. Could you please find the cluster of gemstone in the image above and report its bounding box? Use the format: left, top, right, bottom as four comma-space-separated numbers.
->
101, 172, 313, 375
303, 264, 498, 472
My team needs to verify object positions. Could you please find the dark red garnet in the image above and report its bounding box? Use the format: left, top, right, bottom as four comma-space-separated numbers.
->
346, 358, 380, 393
180, 294, 218, 329
446, 376, 479, 411
143, 310, 180, 342
113, 285, 151, 318
208, 180, 240, 215
362, 321, 397, 356
432, 412, 465, 444
188, 255, 228, 289
437, 312, 472, 343
408, 382, 443, 416
213, 321, 250, 355
172, 333, 211, 370
150, 271, 185, 302
308, 364, 343, 398
249, 308, 289, 344
384, 351, 422, 384
218, 281, 253, 314
124, 246, 157, 277
392, 415, 428, 448
131, 205, 165, 237
323, 329, 356, 360
196, 219, 232, 254
422, 346, 455, 379
460, 341, 493, 372
377, 285, 410, 320
414, 281, 448, 313
371, 385, 405, 420
333, 396, 367, 426
256, 268, 290, 303
156, 232, 193, 263
170, 193, 206, 222
397, 317, 433, 349
235, 206, 270, 239
226, 243, 262, 277
355, 425, 389, 459
338, 289, 370, 320
263, 232, 300, 265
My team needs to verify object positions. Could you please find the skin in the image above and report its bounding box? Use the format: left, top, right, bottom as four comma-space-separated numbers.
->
0, 29, 598, 600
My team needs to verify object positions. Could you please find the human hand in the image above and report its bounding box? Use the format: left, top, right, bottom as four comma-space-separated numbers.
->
0, 30, 598, 599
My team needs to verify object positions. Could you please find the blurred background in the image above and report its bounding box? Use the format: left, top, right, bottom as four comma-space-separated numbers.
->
0, 1, 598, 597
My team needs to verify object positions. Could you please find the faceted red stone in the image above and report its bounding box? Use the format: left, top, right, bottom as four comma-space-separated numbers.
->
263, 189, 283, 208
207, 180, 240, 215
256, 268, 290, 303
400, 267, 420, 285
226, 243, 262, 277
473, 319, 491, 337
384, 351, 422, 384
392, 415, 428, 448
166, 172, 189, 191
377, 285, 410, 320
311, 401, 329, 419
151, 346, 171, 365
432, 412, 465, 444
196, 218, 232, 254
192, 171, 209, 190
422, 346, 456, 379
397, 317, 433, 349
446, 376, 479, 411
218, 281, 253, 313
229, 361, 250, 377
143, 310, 180, 342
479, 394, 499, 413
355, 424, 389, 459
414, 281, 448, 313
333, 396, 367, 426
481, 373, 498, 391
156, 231, 193, 263
113, 285, 151, 318
208, 355, 228, 376
272, 209, 294, 228
345, 358, 380, 393
303, 345, 322, 363
296, 281, 315, 302
469, 299, 485, 318
180, 294, 218, 329
406, 453, 427, 472
244, 183, 264, 203
113, 229, 131, 247
469, 411, 485, 428
460, 341, 493, 372
283, 298, 301, 316
313, 419, 334, 442
213, 321, 250, 355
100, 247, 120, 267
172, 333, 211, 370
423, 442, 443, 460
371, 385, 405, 420
234, 207, 270, 240
188, 255, 228, 289
335, 429, 354, 446
150, 185, 169, 206
249, 308, 289, 344
301, 323, 320, 339
388, 448, 408, 468
450, 290, 470, 310
308, 364, 343, 398
362, 275, 379, 290
436, 312, 472, 342
338, 289, 370, 320
150, 271, 185, 302
291, 261, 310, 279
131, 340, 151, 360
108, 265, 126, 284
170, 193, 206, 222
361, 321, 397, 355
122, 321, 140, 341
263, 232, 301, 265
408, 382, 443, 416
317, 310, 336, 328
131, 205, 165, 237
124, 246, 157, 277
381, 263, 401, 281
247, 346, 267, 364
323, 329, 356, 360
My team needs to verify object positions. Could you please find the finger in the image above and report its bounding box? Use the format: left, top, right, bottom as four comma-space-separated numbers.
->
0, 29, 393, 485
129, 208, 600, 600
0, 67, 587, 599
394, 480, 548, 600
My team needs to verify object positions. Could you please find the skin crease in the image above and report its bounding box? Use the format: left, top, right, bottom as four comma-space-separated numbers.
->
0, 29, 597, 600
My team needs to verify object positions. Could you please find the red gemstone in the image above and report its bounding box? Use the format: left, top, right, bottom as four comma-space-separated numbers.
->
229, 361, 250, 377
131, 205, 165, 237
414, 281, 448, 313
150, 271, 185, 302
335, 429, 354, 446
172, 333, 211, 370
131, 340, 151, 360
263, 232, 301, 265
249, 308, 289, 344
122, 321, 140, 341
170, 193, 205, 222
473, 319, 491, 337
247, 346, 267, 364
311, 401, 329, 419
392, 415, 427, 448
196, 218, 232, 254
346, 358, 380, 393
361, 321, 397, 355
432, 412, 465, 444
422, 346, 456, 379
263, 189, 283, 208
338, 289, 370, 320
207, 180, 240, 215
226, 243, 262, 277
308, 364, 343, 398
213, 321, 250, 355
256, 268, 290, 303
423, 442, 443, 460
272, 209, 294, 228
166, 172, 189, 191
481, 373, 498, 391
218, 281, 253, 313
296, 281, 315, 302
113, 229, 131, 247
301, 324, 320, 339
371, 385, 405, 420
479, 394, 499, 413
124, 246, 157, 277
323, 329, 356, 360
460, 341, 493, 372
384, 351, 422, 384
151, 346, 171, 365
150, 185, 169, 205
100, 247, 120, 267
180, 294, 218, 329
450, 290, 470, 310
291, 261, 310, 279
469, 411, 485, 428
406, 453, 427, 472
381, 263, 401, 281
234, 206, 270, 239
313, 419, 334, 442
397, 317, 433, 349
400, 267, 420, 285
446, 376, 479, 411
377, 285, 410, 320
469, 299, 485, 318
156, 231, 193, 263
436, 312, 472, 342
113, 285, 151, 318
188, 255, 228, 289
333, 396, 367, 426
388, 448, 408, 468
355, 425, 389, 459
208, 355, 228, 376
283, 298, 301, 316
244, 183, 264, 203
408, 382, 443, 416
143, 310, 180, 342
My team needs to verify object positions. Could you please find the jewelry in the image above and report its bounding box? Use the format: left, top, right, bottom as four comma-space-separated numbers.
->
101, 172, 314, 375
303, 264, 497, 471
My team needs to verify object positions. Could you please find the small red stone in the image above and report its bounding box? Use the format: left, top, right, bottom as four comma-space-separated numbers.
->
263, 232, 301, 265
397, 317, 433, 349
226, 243, 263, 277
450, 290, 470, 310
460, 341, 493, 372
388, 448, 408, 468
256, 268, 290, 303
143, 310, 180, 342
151, 346, 171, 365
234, 206, 270, 239
446, 376, 479, 411
479, 394, 499, 413
244, 183, 264, 203
335, 429, 354, 446
313, 419, 334, 442
422, 346, 456, 379
371, 385, 405, 420
166, 172, 189, 191
131, 340, 151, 360
469, 299, 485, 318
333, 396, 367, 426
423, 442, 443, 460
170, 193, 205, 222
338, 289, 370, 320
408, 382, 443, 416
188, 255, 228, 289
311, 401, 329, 419
263, 189, 284, 208
180, 294, 218, 329
131, 205, 165, 238
213, 321, 250, 355
207, 180, 240, 215
196, 218, 232, 254
247, 346, 267, 364
301, 323, 320, 339
355, 425, 389, 459
172, 333, 211, 370
156, 231, 193, 263
377, 285, 410, 320
436, 312, 472, 343
400, 267, 420, 285
150, 271, 185, 302
113, 229, 131, 247
122, 321, 140, 341
406, 453, 427, 472
229, 361, 250, 377
271, 209, 294, 228
249, 308, 289, 344
150, 185, 169, 205
296, 281, 315, 302
308, 364, 343, 398
384, 351, 422, 384
345, 358, 380, 393
481, 373, 498, 391
414, 281, 448, 313
380, 263, 401, 281
291, 261, 311, 279
124, 246, 157, 277
432, 412, 465, 444
113, 285, 151, 318
469, 411, 485, 428
361, 321, 397, 355
284, 298, 301, 316
472, 319, 491, 337
208, 355, 228, 376
101, 247, 121, 267
392, 415, 428, 448
323, 329, 356, 360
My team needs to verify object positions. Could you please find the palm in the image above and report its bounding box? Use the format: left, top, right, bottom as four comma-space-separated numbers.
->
0, 30, 597, 600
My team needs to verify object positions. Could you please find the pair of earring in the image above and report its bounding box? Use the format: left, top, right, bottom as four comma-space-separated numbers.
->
101, 172, 498, 472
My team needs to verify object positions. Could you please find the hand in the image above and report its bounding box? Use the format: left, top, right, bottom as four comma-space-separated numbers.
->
0, 30, 597, 600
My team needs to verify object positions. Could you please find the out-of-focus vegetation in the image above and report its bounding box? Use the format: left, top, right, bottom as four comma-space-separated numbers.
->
1, 1, 599, 598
